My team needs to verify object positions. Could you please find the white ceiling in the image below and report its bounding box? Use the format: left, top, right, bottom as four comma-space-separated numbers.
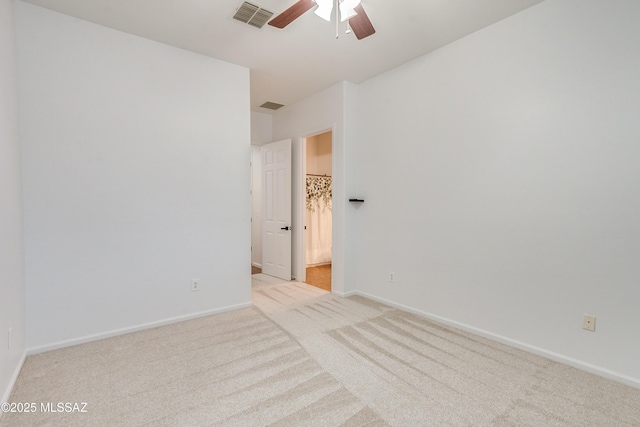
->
21, 0, 544, 112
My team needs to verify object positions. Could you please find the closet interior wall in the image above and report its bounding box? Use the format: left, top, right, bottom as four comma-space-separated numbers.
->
305, 132, 332, 267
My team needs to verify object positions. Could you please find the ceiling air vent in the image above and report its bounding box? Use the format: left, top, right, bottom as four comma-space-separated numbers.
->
260, 102, 285, 111
233, 2, 274, 29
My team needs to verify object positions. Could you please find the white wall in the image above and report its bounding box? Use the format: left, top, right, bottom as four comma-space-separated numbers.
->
354, 0, 640, 386
0, 0, 26, 404
15, 2, 251, 350
250, 111, 273, 146
273, 82, 358, 294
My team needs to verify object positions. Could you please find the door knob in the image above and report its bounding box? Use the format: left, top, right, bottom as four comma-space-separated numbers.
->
280, 226, 290, 231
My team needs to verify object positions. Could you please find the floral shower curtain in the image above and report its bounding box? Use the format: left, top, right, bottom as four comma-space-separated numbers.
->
306, 176, 332, 266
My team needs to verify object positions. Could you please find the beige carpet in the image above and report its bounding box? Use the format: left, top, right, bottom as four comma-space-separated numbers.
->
2, 278, 640, 426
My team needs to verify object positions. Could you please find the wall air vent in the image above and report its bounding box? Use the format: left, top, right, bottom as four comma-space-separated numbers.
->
260, 102, 285, 111
233, 2, 274, 29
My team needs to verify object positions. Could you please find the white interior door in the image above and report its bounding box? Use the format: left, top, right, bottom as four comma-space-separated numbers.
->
261, 139, 292, 280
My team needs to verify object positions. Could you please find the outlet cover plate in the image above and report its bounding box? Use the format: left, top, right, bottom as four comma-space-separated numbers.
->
582, 314, 596, 332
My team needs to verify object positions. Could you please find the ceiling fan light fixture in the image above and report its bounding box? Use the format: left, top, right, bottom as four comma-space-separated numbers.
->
314, 0, 333, 21
339, 5, 357, 21
339, 0, 359, 21
269, 0, 375, 40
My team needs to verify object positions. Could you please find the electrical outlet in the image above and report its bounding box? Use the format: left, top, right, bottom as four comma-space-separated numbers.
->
191, 279, 200, 292
582, 314, 596, 332
389, 272, 395, 283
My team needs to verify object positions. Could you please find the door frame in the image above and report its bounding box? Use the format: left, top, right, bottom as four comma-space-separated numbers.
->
297, 127, 334, 284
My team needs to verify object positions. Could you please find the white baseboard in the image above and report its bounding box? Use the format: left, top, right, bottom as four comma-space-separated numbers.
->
355, 291, 640, 390
27, 302, 252, 355
1, 350, 27, 414
252, 262, 262, 268
332, 289, 357, 298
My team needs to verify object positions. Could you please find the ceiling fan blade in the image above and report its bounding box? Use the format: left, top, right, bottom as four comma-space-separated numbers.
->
268, 0, 316, 29
349, 4, 375, 40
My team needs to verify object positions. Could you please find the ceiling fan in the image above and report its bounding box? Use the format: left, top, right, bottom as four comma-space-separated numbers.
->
268, 0, 375, 40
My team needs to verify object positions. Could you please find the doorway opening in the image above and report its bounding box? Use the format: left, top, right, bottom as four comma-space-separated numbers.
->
304, 131, 332, 291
